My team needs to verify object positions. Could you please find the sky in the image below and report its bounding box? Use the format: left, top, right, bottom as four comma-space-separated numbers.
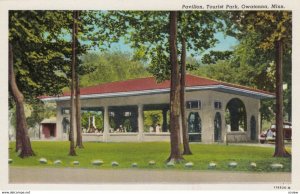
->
211, 32, 239, 51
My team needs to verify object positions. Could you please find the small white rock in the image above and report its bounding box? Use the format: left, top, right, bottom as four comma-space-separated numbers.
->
185, 162, 194, 168
131, 163, 138, 167
270, 163, 283, 169
228, 161, 238, 168
209, 162, 217, 168
92, 160, 103, 166
166, 161, 175, 167
39, 158, 47, 164
250, 162, 257, 168
149, 160, 156, 165
72, 161, 80, 165
8, 159, 13, 164
111, 161, 119, 167
54, 160, 62, 165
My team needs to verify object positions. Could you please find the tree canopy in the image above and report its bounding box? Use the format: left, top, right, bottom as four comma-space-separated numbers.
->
9, 11, 73, 103
80, 51, 150, 87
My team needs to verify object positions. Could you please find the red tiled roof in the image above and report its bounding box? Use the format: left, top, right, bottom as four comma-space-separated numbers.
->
40, 74, 274, 99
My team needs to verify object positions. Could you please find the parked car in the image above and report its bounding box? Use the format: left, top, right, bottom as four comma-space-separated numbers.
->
259, 122, 292, 144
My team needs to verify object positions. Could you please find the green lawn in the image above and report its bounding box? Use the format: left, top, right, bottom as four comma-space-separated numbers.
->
9, 141, 291, 172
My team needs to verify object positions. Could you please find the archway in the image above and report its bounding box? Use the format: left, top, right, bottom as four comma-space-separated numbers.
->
225, 98, 247, 132
214, 112, 222, 142
250, 116, 256, 141
187, 112, 201, 142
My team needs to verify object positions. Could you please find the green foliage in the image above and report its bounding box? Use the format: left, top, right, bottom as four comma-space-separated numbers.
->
201, 50, 233, 64
26, 101, 56, 129
9, 101, 56, 129
193, 27, 291, 122
104, 11, 228, 82
196, 32, 276, 89
80, 51, 150, 87
143, 110, 162, 131
81, 111, 103, 129
241, 12, 291, 50
9, 11, 124, 101
231, 11, 292, 122
9, 11, 73, 101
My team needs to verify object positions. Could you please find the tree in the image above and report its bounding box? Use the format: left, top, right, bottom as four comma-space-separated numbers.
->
177, 12, 229, 155
104, 11, 183, 161
9, 11, 125, 156
168, 11, 184, 162
74, 11, 84, 149
80, 51, 149, 87
9, 43, 35, 158
9, 11, 72, 157
237, 11, 291, 157
201, 50, 233, 64
69, 10, 78, 156
274, 38, 288, 157
151, 11, 228, 155
180, 37, 192, 155
206, 11, 291, 157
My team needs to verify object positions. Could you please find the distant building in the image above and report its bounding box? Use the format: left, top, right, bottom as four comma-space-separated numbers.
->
40, 118, 57, 139
41, 74, 274, 143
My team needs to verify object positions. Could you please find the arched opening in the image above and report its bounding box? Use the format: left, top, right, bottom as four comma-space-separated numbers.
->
187, 112, 201, 142
62, 117, 70, 134
225, 98, 247, 132
250, 116, 256, 141
214, 112, 222, 142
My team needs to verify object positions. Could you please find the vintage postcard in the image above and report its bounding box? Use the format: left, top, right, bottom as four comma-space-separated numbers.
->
0, 0, 299, 193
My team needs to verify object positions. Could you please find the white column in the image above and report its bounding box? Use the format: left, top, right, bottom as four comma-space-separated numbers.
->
103, 106, 109, 142
257, 101, 261, 142
92, 116, 96, 128
138, 104, 144, 141
202, 109, 214, 143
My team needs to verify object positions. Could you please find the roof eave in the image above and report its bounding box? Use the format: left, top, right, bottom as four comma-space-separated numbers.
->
215, 85, 275, 99
41, 84, 274, 102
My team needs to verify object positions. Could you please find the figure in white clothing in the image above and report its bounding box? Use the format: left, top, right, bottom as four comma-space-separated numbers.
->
149, 126, 154, 133
155, 124, 161, 133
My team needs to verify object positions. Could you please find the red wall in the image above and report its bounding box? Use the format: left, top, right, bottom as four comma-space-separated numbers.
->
42, 124, 56, 138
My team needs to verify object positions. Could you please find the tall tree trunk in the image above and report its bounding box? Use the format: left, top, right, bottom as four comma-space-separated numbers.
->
69, 11, 77, 156
9, 43, 35, 158
273, 39, 290, 157
167, 11, 184, 163
15, 126, 22, 152
75, 68, 83, 148
180, 38, 192, 155
74, 11, 84, 149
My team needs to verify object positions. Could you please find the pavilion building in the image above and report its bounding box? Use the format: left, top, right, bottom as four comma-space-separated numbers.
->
41, 74, 274, 143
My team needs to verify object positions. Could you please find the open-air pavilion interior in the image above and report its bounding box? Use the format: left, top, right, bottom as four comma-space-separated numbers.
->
41, 74, 274, 143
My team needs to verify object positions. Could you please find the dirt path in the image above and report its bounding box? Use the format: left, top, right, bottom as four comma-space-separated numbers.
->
9, 167, 291, 184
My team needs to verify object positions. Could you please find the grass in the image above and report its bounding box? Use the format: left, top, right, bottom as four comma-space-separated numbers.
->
8, 141, 291, 172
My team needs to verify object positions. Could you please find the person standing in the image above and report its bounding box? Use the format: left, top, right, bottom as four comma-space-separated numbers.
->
155, 124, 161, 133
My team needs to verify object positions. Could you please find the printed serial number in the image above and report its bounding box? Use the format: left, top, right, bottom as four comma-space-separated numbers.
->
274, 185, 290, 189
